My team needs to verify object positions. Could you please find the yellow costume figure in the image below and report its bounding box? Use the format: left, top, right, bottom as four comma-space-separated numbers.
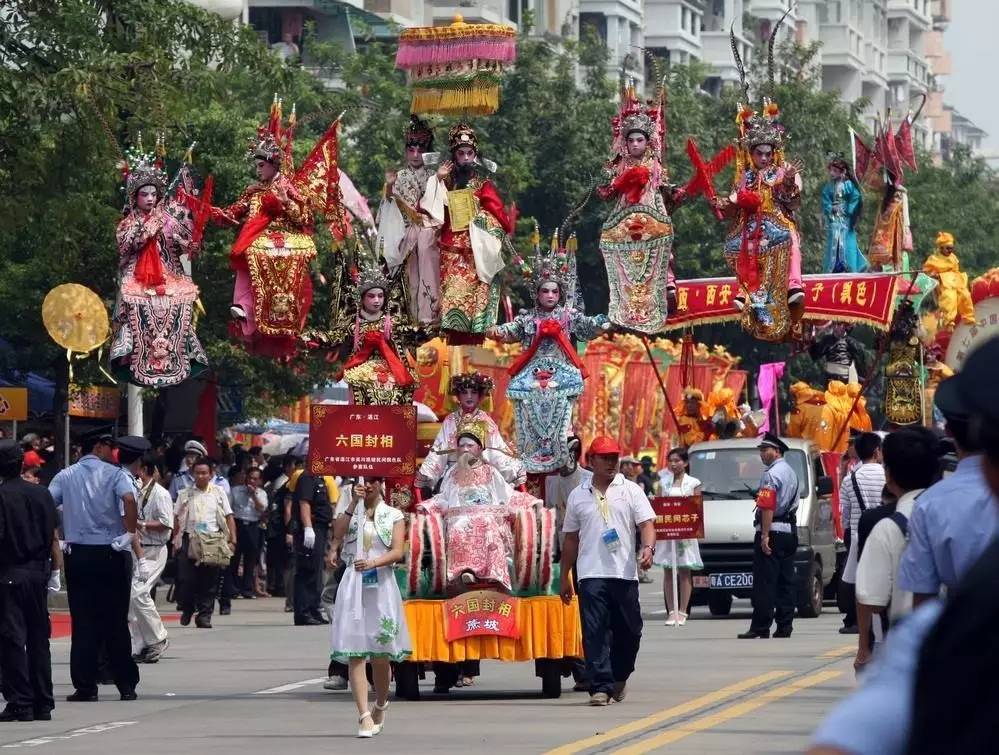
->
846, 383, 872, 433
815, 380, 851, 452
923, 232, 976, 329
787, 382, 825, 442
675, 388, 714, 447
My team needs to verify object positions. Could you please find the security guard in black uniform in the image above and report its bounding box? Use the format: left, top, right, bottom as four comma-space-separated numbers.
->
739, 432, 800, 639
0, 440, 59, 721
291, 471, 336, 625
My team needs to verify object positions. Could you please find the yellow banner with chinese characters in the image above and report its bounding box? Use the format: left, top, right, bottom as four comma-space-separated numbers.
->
447, 188, 476, 232
0, 388, 28, 421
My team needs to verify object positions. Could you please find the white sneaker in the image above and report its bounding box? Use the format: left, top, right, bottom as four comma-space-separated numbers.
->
324, 676, 348, 691
678, 612, 688, 626
664, 611, 678, 627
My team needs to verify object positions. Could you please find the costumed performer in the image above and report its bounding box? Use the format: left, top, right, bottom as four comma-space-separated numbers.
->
655, 448, 703, 627
379, 116, 440, 325
339, 260, 419, 406
489, 231, 610, 474
923, 231, 976, 329
712, 18, 803, 341
111, 136, 208, 387
416, 371, 525, 489
329, 477, 410, 738
809, 323, 865, 385
846, 382, 873, 432
676, 388, 715, 447
786, 382, 825, 443
597, 79, 682, 333
421, 123, 513, 343
815, 380, 851, 453
822, 152, 866, 273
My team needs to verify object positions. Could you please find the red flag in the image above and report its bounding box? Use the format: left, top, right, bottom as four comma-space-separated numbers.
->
853, 130, 878, 186
895, 117, 918, 173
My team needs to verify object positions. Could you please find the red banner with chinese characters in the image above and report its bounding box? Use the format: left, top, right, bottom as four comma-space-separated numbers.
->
664, 273, 898, 330
308, 404, 417, 477
651, 495, 705, 540
68, 385, 121, 419
443, 590, 520, 642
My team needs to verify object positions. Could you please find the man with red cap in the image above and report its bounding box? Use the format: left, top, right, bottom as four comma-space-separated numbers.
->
559, 436, 656, 706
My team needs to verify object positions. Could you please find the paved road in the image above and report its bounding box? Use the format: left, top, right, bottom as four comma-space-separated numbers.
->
1, 585, 857, 754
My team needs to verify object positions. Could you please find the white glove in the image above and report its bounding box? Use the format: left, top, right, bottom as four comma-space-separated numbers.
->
135, 559, 152, 583
303, 527, 316, 550
111, 532, 134, 552
47, 569, 61, 593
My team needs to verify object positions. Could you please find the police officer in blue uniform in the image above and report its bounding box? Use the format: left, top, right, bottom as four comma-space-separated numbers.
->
739, 432, 800, 639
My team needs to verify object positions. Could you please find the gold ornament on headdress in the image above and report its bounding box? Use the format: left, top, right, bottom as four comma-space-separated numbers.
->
455, 414, 489, 448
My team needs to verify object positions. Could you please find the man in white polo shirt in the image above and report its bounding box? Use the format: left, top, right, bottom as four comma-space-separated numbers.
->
560, 436, 656, 706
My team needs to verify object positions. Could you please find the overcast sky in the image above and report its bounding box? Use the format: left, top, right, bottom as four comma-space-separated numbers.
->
944, 0, 997, 150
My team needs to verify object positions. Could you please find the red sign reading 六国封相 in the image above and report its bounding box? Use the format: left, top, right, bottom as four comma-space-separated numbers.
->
442, 590, 520, 642
308, 404, 417, 477
651, 495, 705, 540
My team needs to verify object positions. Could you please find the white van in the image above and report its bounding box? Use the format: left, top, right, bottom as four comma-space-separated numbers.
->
685, 437, 836, 618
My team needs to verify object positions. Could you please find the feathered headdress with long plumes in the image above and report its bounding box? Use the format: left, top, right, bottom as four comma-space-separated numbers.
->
511, 221, 577, 297
248, 94, 296, 174
610, 78, 666, 164
396, 15, 516, 116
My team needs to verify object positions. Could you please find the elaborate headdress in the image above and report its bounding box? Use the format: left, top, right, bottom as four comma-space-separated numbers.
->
682, 387, 705, 402
609, 79, 665, 162
455, 414, 489, 447
351, 253, 392, 300
511, 222, 576, 295
396, 16, 516, 116
449, 371, 494, 396
826, 150, 848, 167
730, 7, 793, 153
248, 94, 296, 174
936, 231, 955, 249
448, 122, 478, 153
404, 115, 434, 150
121, 132, 168, 202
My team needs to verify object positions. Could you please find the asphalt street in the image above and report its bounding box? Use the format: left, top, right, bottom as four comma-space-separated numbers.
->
1, 584, 857, 754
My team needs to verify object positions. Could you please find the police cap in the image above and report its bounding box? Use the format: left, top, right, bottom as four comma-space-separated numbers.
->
757, 431, 790, 455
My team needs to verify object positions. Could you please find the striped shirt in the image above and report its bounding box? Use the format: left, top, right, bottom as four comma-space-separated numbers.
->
840, 462, 886, 536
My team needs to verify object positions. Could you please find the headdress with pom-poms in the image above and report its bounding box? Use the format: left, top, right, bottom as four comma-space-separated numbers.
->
349, 243, 394, 350
511, 221, 576, 297
121, 132, 169, 205
404, 115, 435, 151
248, 94, 297, 175
609, 77, 666, 166
449, 370, 495, 396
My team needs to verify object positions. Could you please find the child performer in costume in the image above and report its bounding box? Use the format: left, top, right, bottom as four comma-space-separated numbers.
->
420, 123, 513, 343
923, 231, 976, 329
112, 137, 208, 387
489, 231, 610, 474
712, 17, 803, 341
379, 116, 440, 325
339, 261, 419, 406
822, 152, 866, 274
416, 372, 525, 489
598, 79, 682, 333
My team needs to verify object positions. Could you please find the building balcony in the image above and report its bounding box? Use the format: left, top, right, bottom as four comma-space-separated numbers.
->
363, 0, 424, 26
431, 0, 513, 26
702, 29, 752, 85
819, 23, 864, 70
888, 49, 929, 88
187, 0, 245, 21
887, 0, 931, 31
931, 0, 950, 28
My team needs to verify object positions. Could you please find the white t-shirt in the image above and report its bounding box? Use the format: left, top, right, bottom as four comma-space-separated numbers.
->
855, 489, 922, 623
176, 484, 233, 536
138, 481, 175, 547
563, 473, 655, 581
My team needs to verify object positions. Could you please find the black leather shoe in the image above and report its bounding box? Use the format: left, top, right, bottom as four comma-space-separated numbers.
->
0, 706, 33, 721
309, 613, 331, 625
838, 625, 859, 635
737, 629, 770, 639
219, 605, 231, 616
119, 689, 138, 701
294, 615, 324, 626
180, 611, 193, 626
773, 628, 793, 638
66, 690, 98, 702
33, 709, 52, 721
195, 618, 213, 629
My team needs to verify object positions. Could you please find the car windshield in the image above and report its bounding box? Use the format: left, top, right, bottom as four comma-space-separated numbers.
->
689, 448, 808, 499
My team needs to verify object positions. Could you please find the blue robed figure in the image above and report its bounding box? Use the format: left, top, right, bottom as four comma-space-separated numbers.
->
822, 153, 867, 274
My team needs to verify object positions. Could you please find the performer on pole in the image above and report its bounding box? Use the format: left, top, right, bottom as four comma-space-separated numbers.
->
923, 231, 976, 329
822, 152, 866, 274
597, 78, 682, 333
421, 124, 513, 344
111, 136, 208, 387
379, 116, 440, 325
489, 230, 610, 474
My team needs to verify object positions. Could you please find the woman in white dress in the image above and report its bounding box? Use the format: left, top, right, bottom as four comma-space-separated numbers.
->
330, 478, 410, 738
655, 448, 703, 626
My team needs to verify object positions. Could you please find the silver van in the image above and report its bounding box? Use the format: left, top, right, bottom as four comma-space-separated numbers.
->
685, 437, 836, 618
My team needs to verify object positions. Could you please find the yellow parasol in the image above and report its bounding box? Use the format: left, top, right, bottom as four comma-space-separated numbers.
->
42, 284, 110, 353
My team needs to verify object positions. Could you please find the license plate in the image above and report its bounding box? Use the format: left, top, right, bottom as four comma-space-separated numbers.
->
709, 572, 753, 589
692, 576, 709, 588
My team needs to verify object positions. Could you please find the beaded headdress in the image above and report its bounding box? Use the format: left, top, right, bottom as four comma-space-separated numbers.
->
449, 371, 494, 396
121, 132, 168, 201
404, 115, 435, 150
350, 251, 392, 300
511, 222, 576, 295
248, 94, 296, 174
448, 122, 478, 153
609, 79, 665, 162
455, 414, 490, 447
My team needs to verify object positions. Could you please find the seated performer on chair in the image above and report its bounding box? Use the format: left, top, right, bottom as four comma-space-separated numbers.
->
421, 124, 513, 344
111, 137, 208, 387
416, 371, 525, 490
923, 231, 976, 330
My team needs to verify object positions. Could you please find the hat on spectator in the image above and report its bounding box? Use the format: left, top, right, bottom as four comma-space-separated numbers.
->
589, 436, 622, 456
757, 431, 789, 455
184, 439, 208, 457
0, 440, 24, 468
